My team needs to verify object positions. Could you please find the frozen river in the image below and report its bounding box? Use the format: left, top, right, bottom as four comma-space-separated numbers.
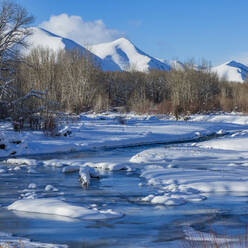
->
1, 140, 248, 248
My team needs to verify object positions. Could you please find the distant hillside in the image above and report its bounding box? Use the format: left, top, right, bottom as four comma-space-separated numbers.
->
212, 60, 248, 83
24, 27, 120, 71
89, 37, 171, 72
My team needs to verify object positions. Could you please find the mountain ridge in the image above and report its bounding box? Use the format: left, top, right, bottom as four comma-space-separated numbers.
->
212, 60, 248, 83
22, 27, 248, 82
89, 37, 171, 72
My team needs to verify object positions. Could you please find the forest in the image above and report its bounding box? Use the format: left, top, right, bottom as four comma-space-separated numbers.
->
0, 1, 248, 130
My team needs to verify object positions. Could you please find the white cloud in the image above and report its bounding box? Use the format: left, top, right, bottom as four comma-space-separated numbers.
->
40, 13, 123, 46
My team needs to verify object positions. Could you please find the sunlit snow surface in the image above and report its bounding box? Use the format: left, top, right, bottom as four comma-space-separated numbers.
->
90, 38, 171, 72
212, 60, 248, 83
2, 112, 248, 247
0, 112, 246, 158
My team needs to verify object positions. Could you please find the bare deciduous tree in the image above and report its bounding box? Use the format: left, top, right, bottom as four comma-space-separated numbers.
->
0, 0, 33, 64
0, 0, 33, 119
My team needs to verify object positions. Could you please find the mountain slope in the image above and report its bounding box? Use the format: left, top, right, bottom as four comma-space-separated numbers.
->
167, 60, 185, 71
89, 38, 171, 72
23, 27, 120, 71
212, 60, 248, 83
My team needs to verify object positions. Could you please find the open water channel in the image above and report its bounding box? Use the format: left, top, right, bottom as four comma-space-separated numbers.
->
0, 143, 248, 247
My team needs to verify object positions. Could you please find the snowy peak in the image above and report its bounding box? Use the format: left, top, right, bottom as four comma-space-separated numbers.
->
89, 37, 171, 72
212, 60, 248, 83
24, 27, 120, 71
25, 27, 85, 54
23, 28, 171, 72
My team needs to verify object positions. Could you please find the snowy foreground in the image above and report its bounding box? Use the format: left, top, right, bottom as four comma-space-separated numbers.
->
2, 112, 248, 247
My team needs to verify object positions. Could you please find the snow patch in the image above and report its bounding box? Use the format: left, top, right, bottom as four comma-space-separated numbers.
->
7, 198, 123, 220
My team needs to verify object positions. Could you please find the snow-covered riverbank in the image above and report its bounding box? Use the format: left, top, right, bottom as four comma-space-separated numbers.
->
2, 112, 248, 247
0, 112, 247, 158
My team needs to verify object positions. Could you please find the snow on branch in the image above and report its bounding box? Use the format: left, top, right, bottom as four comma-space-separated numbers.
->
11, 88, 47, 105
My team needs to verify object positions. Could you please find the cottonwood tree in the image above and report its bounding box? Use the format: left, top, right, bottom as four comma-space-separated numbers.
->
0, 0, 33, 119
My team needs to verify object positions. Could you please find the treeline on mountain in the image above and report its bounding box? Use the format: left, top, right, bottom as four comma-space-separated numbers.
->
9, 47, 248, 120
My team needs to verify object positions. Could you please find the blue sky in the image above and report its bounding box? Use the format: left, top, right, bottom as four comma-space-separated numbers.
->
17, 0, 248, 66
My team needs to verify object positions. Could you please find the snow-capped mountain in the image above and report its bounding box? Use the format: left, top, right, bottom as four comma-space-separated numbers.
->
24, 27, 120, 71
89, 38, 171, 72
167, 60, 185, 71
212, 60, 248, 83
24, 28, 171, 72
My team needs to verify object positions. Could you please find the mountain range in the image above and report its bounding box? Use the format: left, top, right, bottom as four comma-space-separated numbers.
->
24, 27, 248, 83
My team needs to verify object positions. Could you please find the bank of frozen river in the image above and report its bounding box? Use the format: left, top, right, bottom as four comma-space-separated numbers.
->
0, 112, 247, 159
1, 113, 248, 247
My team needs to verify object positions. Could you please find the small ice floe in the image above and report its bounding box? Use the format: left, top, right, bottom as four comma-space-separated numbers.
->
167, 163, 177, 168
59, 160, 133, 173
28, 183, 36, 189
0, 168, 5, 173
83, 162, 130, 171
217, 129, 224, 135
6, 158, 38, 166
20, 192, 37, 200
45, 185, 59, 192
141, 193, 206, 206
79, 167, 99, 187
7, 198, 123, 220
241, 162, 248, 167
43, 159, 68, 168
195, 131, 201, 136
227, 162, 238, 167
62, 165, 80, 173
90, 204, 97, 208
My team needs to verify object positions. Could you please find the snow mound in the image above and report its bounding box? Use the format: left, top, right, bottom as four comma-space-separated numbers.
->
7, 198, 123, 220
90, 37, 171, 72
212, 60, 248, 83
79, 166, 99, 186
6, 158, 38, 166
44, 185, 59, 192
43, 159, 69, 168
131, 145, 248, 207
198, 135, 248, 151
83, 162, 132, 171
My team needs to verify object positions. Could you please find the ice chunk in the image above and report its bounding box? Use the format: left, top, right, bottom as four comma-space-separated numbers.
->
28, 183, 36, 189
7, 198, 123, 220
79, 166, 99, 186
6, 158, 38, 166
45, 185, 59, 192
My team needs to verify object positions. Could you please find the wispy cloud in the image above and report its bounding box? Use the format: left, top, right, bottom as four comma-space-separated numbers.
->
40, 13, 124, 46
